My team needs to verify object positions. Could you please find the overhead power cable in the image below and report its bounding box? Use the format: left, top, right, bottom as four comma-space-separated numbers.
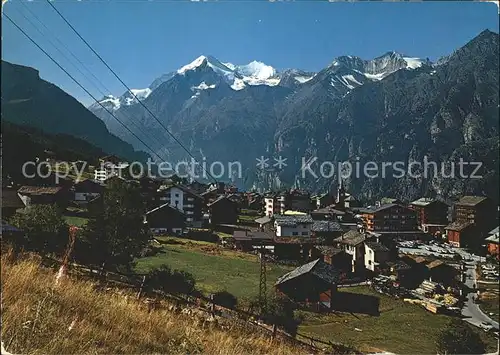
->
3, 12, 167, 164
17, 0, 172, 156
45, 0, 219, 184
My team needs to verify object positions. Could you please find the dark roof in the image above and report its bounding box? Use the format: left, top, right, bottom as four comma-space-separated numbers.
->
387, 260, 411, 271
161, 184, 203, 199
2, 189, 25, 209
18, 186, 63, 195
314, 245, 343, 256
456, 196, 488, 207
445, 221, 473, 231
274, 214, 314, 227
276, 259, 340, 286
145, 203, 185, 216
311, 220, 344, 232
365, 241, 389, 252
334, 230, 365, 246
359, 203, 398, 214
311, 205, 346, 215
233, 231, 273, 241
207, 195, 236, 207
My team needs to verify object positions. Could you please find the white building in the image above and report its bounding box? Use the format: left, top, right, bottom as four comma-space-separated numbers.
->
156, 184, 202, 227
274, 215, 314, 238
265, 194, 287, 217
364, 241, 390, 272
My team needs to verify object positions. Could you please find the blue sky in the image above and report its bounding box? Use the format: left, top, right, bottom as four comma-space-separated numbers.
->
3, 1, 499, 106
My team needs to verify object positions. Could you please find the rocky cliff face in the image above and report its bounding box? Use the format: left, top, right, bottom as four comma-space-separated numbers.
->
85, 30, 499, 202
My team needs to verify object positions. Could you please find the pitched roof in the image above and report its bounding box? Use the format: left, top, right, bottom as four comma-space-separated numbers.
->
274, 214, 314, 227
276, 259, 340, 286
334, 230, 365, 246
207, 195, 236, 207
314, 245, 343, 256
486, 233, 499, 244
445, 221, 473, 231
255, 216, 272, 225
311, 206, 346, 215
488, 226, 499, 236
365, 241, 389, 252
18, 186, 63, 195
359, 203, 398, 214
410, 198, 441, 207
232, 230, 273, 241
311, 220, 344, 232
456, 196, 488, 207
426, 260, 445, 269
145, 203, 185, 216
2, 189, 25, 209
1, 220, 23, 233
162, 184, 203, 199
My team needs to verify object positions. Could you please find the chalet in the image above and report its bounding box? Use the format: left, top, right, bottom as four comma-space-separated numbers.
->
409, 198, 449, 235
2, 189, 25, 219
333, 230, 366, 273
311, 220, 344, 243
485, 227, 499, 259
187, 180, 210, 195
207, 196, 239, 225
200, 187, 220, 206
312, 193, 335, 209
73, 179, 104, 203
275, 259, 341, 311
454, 196, 496, 236
264, 192, 287, 217
386, 260, 412, 284
310, 246, 352, 273
274, 214, 314, 238
344, 194, 361, 209
288, 190, 313, 212
17, 186, 68, 208
445, 221, 475, 248
231, 230, 273, 251
364, 241, 390, 273
156, 184, 203, 227
310, 205, 346, 221
255, 215, 272, 232
359, 203, 418, 233
143, 203, 185, 235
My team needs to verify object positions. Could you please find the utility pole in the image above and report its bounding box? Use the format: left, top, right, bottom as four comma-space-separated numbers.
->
258, 243, 267, 314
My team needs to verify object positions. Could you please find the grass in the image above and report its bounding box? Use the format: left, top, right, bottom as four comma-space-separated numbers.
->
63, 216, 89, 227
135, 237, 293, 302
297, 286, 499, 354
1, 249, 307, 355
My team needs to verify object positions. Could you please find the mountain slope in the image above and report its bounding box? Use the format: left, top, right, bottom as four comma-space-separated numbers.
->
86, 30, 499, 202
1, 61, 149, 163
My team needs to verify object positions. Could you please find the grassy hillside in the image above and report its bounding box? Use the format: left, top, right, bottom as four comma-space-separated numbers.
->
0, 250, 307, 355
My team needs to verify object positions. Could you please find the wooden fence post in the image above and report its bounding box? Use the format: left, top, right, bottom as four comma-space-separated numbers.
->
271, 324, 277, 340
136, 275, 147, 299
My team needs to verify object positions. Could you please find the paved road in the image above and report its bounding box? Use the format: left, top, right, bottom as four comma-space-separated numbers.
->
461, 262, 499, 330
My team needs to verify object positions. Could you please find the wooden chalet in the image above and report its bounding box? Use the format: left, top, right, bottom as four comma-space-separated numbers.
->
17, 186, 69, 209
231, 230, 273, 251
445, 220, 475, 248
275, 259, 341, 311
144, 203, 186, 235
207, 196, 239, 225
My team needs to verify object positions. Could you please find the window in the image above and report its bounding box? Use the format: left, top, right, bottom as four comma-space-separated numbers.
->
302, 232, 308, 236
369, 249, 372, 255
368, 260, 372, 265
175, 193, 180, 197
292, 232, 298, 236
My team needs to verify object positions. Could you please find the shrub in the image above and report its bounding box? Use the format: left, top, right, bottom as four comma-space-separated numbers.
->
147, 266, 196, 295
213, 290, 238, 309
